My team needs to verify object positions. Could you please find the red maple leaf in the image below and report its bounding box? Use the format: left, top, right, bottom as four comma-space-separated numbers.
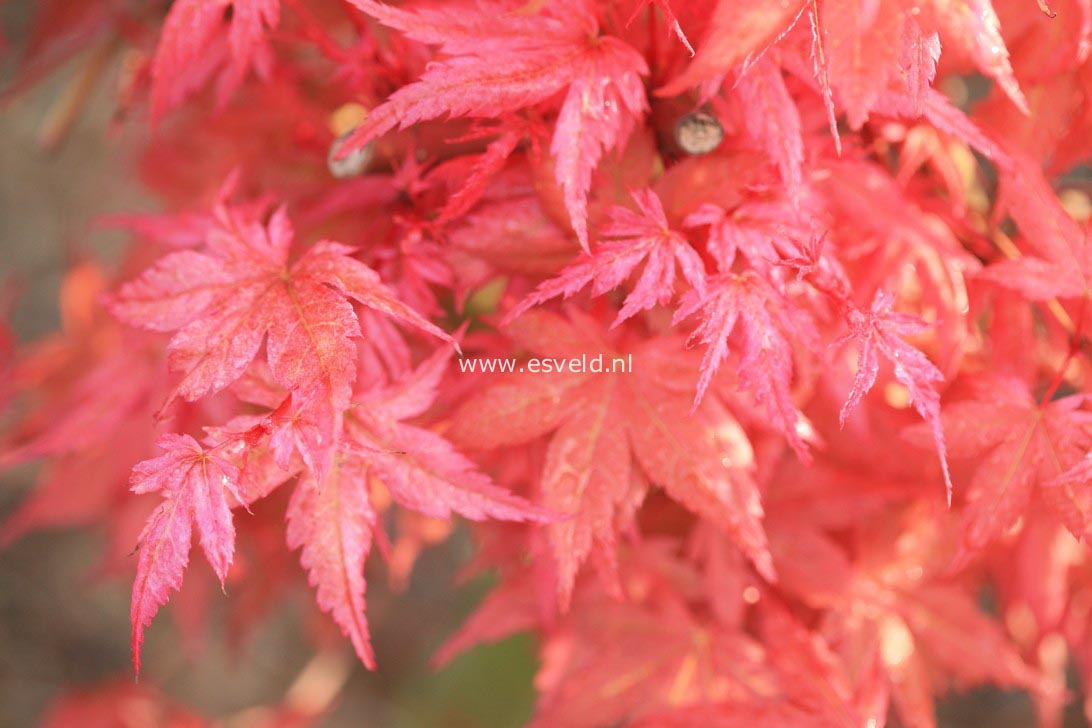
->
508, 187, 706, 326
343, 0, 649, 248
348, 349, 556, 523
942, 376, 1092, 562
656, 0, 807, 96
674, 270, 816, 459
834, 290, 952, 501
533, 595, 777, 728
129, 433, 246, 675
109, 203, 450, 413
918, 0, 1028, 112
628, 0, 695, 57
451, 310, 772, 607
286, 457, 377, 668
731, 57, 805, 196
430, 118, 543, 225
286, 350, 552, 667
150, 0, 280, 119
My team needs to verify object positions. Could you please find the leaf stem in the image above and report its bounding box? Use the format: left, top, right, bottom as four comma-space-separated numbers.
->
1040, 296, 1088, 405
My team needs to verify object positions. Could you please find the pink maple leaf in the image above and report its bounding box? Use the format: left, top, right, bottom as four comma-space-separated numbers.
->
286, 349, 553, 667
109, 204, 450, 410
129, 433, 245, 675
674, 271, 815, 459
286, 459, 377, 668
343, 0, 648, 248
451, 310, 773, 606
348, 348, 556, 524
942, 377, 1092, 562
150, 0, 280, 120
657, 0, 807, 96
835, 290, 951, 502
509, 187, 707, 325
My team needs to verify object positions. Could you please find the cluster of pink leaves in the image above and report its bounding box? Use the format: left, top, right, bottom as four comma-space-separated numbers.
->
6, 0, 1092, 725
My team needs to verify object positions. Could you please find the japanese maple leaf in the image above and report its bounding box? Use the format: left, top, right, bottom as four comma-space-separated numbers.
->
1048, 455, 1092, 547
942, 377, 1092, 562
429, 117, 543, 225
818, 519, 1053, 725
628, 0, 694, 56
204, 416, 296, 507
918, 0, 1028, 113
347, 349, 556, 523
657, 0, 807, 96
756, 598, 860, 727
0, 342, 165, 547
286, 457, 377, 668
835, 290, 952, 502
129, 433, 245, 675
434, 129, 523, 225
0, 265, 177, 548
109, 204, 450, 410
508, 188, 707, 326
97, 208, 218, 249
344, 0, 649, 248
94, 170, 248, 249
450, 310, 773, 606
150, 0, 280, 119
208, 359, 329, 486
807, 2, 1025, 130
525, 557, 780, 728
813, 0, 907, 130
673, 270, 815, 459
879, 19, 941, 118
287, 351, 552, 667
667, 199, 824, 450
733, 57, 804, 196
